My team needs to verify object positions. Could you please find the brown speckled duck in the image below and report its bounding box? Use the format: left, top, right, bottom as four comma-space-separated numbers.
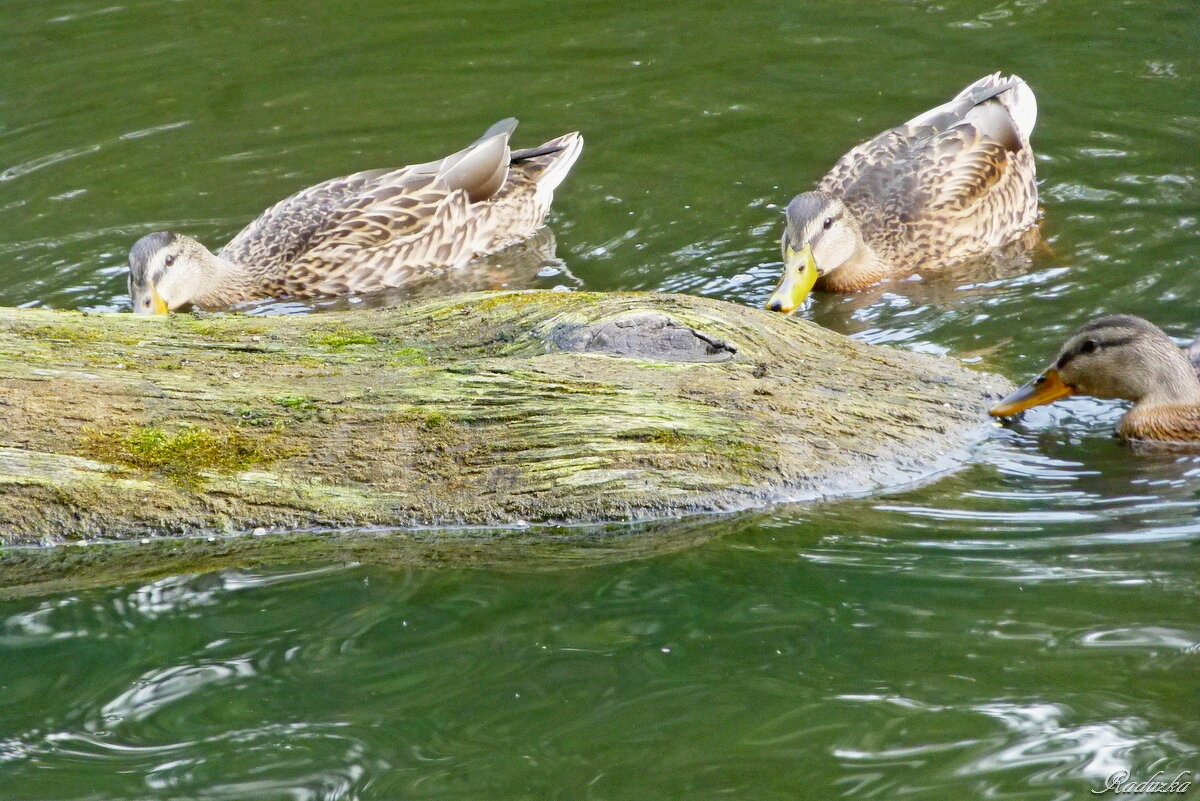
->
767, 73, 1039, 314
990, 315, 1200, 443
128, 118, 582, 312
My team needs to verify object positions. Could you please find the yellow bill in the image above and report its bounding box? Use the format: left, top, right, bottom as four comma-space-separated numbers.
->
765, 244, 819, 315
151, 286, 169, 314
989, 367, 1074, 417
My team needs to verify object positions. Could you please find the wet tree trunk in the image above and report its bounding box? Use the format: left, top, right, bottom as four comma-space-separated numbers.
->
0, 290, 1009, 546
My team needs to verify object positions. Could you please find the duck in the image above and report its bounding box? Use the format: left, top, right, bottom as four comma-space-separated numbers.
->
990, 315, 1200, 443
127, 118, 583, 313
766, 73, 1039, 314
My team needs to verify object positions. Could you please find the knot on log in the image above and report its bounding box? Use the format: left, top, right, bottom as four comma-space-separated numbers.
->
546, 312, 738, 362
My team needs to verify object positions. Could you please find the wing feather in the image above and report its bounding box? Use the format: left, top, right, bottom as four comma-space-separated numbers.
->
913, 125, 1011, 214
211, 118, 581, 302
281, 173, 463, 293
821, 112, 1036, 267
219, 168, 392, 271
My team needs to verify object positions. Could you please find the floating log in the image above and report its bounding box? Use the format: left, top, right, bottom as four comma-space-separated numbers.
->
0, 290, 1009, 549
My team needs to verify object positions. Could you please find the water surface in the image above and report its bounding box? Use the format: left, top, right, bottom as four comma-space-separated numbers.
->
1, 0, 1198, 798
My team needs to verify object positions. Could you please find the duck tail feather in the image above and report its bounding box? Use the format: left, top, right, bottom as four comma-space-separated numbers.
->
510, 142, 566, 163
956, 73, 1037, 140
512, 132, 583, 194
906, 73, 1036, 142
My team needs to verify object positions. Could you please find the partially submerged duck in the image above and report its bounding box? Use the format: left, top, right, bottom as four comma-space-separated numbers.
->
990, 315, 1200, 443
128, 119, 582, 312
767, 73, 1039, 314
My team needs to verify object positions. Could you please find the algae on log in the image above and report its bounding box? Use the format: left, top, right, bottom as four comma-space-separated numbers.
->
0, 291, 1009, 544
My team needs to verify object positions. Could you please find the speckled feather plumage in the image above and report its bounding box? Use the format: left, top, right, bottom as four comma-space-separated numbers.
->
201, 121, 582, 304
1119, 332, 1200, 443
1119, 404, 1200, 443
816, 73, 1039, 283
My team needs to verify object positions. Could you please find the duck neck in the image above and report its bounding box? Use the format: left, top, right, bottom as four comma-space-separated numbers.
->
192, 250, 258, 308
1134, 354, 1200, 409
817, 239, 886, 292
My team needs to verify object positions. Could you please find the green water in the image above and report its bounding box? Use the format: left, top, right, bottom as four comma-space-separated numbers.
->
2, 0, 1199, 798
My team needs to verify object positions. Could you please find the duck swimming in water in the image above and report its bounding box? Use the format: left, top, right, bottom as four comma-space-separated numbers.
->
990, 315, 1200, 443
767, 73, 1039, 314
128, 118, 582, 313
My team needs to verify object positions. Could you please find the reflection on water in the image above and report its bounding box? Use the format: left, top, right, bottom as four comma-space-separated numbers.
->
1, 0, 1199, 797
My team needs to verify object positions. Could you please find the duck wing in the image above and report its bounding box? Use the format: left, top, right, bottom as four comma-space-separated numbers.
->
902, 123, 1038, 259
821, 74, 1038, 262
295, 184, 476, 297
905, 124, 1024, 215
904, 73, 1036, 144
220, 120, 520, 293
219, 167, 393, 272
820, 73, 1033, 195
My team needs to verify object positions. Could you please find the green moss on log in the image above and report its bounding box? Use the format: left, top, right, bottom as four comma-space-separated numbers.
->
305, 327, 380, 350
80, 423, 288, 485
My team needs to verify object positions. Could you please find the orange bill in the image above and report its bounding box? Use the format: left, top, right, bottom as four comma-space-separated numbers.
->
989, 367, 1074, 417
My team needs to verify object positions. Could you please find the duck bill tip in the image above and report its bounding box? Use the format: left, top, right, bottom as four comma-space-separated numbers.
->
989, 368, 1074, 417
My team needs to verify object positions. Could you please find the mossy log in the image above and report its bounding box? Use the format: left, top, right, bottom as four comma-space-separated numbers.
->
0, 290, 1009, 546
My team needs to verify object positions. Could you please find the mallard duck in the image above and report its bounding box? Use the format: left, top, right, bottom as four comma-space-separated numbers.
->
128, 119, 582, 313
766, 73, 1039, 314
990, 315, 1200, 443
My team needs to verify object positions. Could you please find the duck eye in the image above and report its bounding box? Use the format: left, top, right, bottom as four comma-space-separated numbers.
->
822, 217, 834, 230
165, 254, 176, 267
1081, 340, 1097, 354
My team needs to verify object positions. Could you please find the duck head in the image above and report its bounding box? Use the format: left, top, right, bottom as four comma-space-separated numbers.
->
128, 232, 220, 314
765, 192, 863, 314
990, 315, 1200, 416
